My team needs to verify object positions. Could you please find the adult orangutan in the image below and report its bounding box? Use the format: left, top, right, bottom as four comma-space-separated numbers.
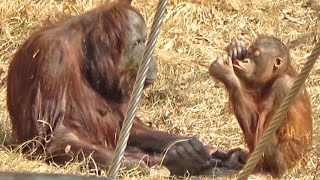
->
209, 36, 313, 177
7, 1, 245, 176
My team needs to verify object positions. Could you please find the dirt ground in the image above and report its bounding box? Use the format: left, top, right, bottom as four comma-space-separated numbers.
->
0, 0, 319, 179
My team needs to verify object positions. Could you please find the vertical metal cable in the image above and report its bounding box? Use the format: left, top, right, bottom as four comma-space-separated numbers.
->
107, 0, 168, 178
237, 41, 320, 180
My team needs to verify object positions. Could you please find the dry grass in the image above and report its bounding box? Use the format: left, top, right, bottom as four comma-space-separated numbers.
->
0, 0, 319, 179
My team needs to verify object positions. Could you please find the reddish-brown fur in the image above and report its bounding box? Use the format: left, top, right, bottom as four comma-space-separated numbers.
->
7, 2, 235, 176
209, 36, 313, 177
7, 2, 143, 162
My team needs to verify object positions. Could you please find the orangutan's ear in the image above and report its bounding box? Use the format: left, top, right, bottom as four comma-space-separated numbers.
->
274, 57, 283, 68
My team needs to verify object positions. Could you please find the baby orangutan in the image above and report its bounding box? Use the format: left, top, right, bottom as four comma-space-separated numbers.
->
209, 36, 313, 177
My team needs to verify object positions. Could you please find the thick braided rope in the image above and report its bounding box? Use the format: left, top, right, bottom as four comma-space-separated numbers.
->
237, 41, 320, 180
107, 0, 168, 179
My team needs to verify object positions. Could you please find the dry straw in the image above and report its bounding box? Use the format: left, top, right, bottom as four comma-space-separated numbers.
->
0, 0, 319, 179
